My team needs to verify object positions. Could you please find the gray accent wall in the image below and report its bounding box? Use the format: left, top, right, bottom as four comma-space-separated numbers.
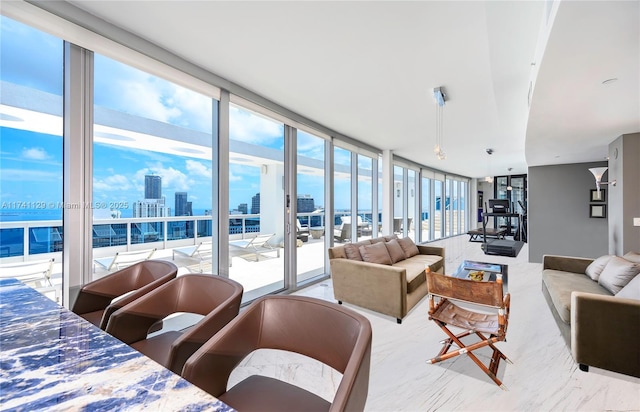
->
528, 162, 609, 263
608, 133, 640, 255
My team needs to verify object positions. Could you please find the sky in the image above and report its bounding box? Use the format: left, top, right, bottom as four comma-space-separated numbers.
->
0, 15, 361, 220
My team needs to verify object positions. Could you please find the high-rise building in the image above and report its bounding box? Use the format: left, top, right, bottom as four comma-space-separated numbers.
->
186, 201, 193, 216
175, 192, 188, 216
134, 174, 168, 217
251, 193, 260, 214
238, 203, 248, 214
297, 194, 315, 213
145, 175, 162, 199
133, 198, 168, 218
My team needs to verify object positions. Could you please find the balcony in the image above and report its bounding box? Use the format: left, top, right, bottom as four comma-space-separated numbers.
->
0, 212, 342, 303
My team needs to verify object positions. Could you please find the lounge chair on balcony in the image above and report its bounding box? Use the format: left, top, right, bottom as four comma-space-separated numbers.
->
172, 241, 213, 272
342, 216, 370, 236
228, 233, 279, 266
93, 248, 156, 272
297, 219, 309, 243
0, 258, 57, 301
0, 258, 54, 287
334, 223, 352, 243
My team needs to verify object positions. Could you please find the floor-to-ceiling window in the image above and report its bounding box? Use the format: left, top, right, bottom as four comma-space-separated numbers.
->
421, 175, 431, 242
393, 165, 403, 235
92, 54, 215, 279
334, 146, 352, 243
357, 154, 373, 241
296, 129, 326, 284
228, 104, 285, 298
0, 16, 63, 301
376, 156, 383, 237
2, 7, 481, 306
459, 180, 467, 234
407, 169, 417, 240
452, 180, 459, 235
434, 179, 444, 239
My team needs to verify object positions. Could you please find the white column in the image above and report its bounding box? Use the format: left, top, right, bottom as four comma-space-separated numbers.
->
259, 163, 285, 244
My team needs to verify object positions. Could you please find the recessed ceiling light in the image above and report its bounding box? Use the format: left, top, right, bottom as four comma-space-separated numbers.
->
602, 78, 618, 85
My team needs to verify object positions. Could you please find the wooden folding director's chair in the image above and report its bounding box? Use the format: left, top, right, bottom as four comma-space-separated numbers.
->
425, 270, 512, 389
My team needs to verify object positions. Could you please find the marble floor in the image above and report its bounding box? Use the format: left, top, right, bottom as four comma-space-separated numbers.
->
230, 235, 640, 411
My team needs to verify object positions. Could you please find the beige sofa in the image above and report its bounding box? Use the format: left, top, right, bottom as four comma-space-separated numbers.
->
328, 235, 445, 323
542, 252, 640, 378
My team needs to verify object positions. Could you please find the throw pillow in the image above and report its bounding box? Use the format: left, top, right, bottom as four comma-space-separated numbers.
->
397, 237, 420, 258
598, 256, 640, 294
385, 239, 406, 263
383, 234, 398, 242
585, 255, 612, 281
359, 242, 392, 265
343, 244, 363, 261
616, 273, 640, 300
623, 251, 640, 264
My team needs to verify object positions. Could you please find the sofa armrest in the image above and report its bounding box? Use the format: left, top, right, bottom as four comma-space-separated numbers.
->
543, 254, 593, 274
330, 259, 407, 319
571, 292, 640, 377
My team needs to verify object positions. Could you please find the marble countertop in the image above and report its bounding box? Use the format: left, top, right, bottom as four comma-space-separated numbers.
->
0, 278, 234, 411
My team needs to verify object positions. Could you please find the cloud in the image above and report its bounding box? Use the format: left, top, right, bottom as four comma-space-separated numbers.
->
297, 132, 326, 160
96, 59, 213, 134
229, 163, 261, 183
229, 170, 243, 182
118, 79, 183, 123
185, 160, 211, 178
21, 147, 51, 160
229, 106, 284, 144
134, 163, 191, 193
170, 87, 213, 133
93, 174, 133, 191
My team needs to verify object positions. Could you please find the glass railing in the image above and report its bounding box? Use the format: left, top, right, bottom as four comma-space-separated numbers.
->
0, 211, 428, 260
0, 213, 327, 260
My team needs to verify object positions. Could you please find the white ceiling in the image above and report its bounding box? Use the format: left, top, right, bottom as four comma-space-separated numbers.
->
64, 0, 639, 179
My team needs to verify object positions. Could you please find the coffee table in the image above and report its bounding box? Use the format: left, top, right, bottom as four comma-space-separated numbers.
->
450, 260, 508, 292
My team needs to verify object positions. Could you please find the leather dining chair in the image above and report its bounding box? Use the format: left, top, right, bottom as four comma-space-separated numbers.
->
181, 295, 373, 412
72, 259, 178, 330
105, 274, 243, 375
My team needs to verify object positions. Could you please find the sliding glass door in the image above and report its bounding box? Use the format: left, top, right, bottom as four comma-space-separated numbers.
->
296, 129, 326, 284
228, 104, 285, 299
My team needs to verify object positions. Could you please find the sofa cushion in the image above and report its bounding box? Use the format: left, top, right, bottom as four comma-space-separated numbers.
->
400, 254, 444, 273
385, 239, 406, 263
343, 244, 362, 261
370, 238, 385, 244
542, 270, 612, 323
383, 234, 398, 242
359, 242, 392, 265
397, 237, 420, 258
392, 258, 429, 294
598, 256, 640, 294
623, 251, 640, 264
585, 255, 612, 281
616, 274, 640, 300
